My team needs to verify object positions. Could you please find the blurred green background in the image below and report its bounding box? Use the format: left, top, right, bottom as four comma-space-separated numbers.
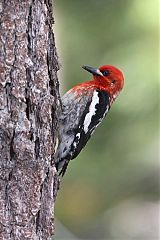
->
54, 0, 159, 239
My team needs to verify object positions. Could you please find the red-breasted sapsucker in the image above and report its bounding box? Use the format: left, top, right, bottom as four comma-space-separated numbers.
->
55, 65, 124, 176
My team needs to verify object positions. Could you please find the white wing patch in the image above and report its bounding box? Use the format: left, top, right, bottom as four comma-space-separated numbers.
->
76, 133, 80, 137
83, 91, 99, 134
73, 132, 81, 147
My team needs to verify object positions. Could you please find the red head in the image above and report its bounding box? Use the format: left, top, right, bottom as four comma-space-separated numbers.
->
82, 65, 124, 99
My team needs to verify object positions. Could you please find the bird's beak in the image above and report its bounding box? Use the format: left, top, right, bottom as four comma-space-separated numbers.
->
82, 65, 103, 76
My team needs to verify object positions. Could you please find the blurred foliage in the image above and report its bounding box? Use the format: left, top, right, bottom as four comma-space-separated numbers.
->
54, 0, 159, 239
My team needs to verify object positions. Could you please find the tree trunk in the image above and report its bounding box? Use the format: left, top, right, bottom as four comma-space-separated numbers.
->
0, 0, 60, 239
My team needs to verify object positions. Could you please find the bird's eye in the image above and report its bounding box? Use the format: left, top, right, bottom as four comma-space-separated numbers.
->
101, 70, 110, 76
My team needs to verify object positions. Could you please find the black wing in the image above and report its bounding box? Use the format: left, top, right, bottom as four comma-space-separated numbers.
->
56, 89, 110, 176
71, 89, 110, 159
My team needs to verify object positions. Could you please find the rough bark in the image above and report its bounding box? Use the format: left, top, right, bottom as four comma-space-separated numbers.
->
0, 0, 60, 239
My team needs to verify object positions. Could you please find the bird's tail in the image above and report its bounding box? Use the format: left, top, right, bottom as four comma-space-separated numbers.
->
55, 159, 69, 177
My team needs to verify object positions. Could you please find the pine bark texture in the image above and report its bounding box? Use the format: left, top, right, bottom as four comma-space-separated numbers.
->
0, 0, 60, 239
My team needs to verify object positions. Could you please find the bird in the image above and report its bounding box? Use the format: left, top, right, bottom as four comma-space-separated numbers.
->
55, 64, 124, 176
